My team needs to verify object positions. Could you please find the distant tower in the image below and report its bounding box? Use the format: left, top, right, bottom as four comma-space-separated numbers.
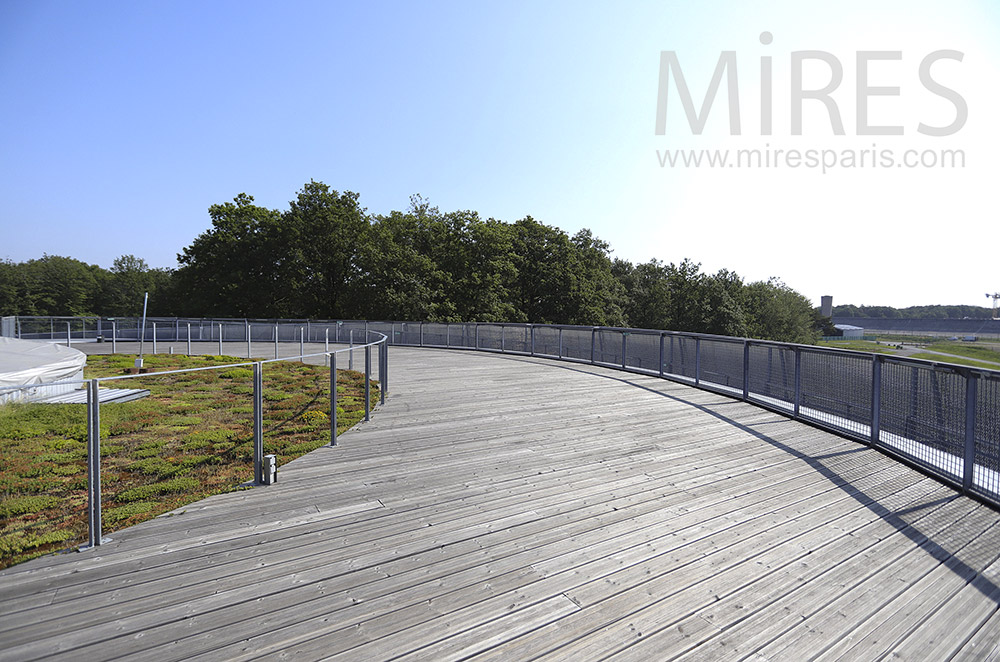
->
821, 295, 833, 318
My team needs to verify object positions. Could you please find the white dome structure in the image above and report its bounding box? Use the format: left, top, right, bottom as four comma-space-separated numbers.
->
0, 337, 87, 403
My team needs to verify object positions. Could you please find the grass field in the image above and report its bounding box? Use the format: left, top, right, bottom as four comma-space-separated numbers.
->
0, 353, 377, 569
817, 336, 1000, 370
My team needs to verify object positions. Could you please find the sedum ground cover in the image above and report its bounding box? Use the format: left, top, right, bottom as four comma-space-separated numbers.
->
0, 353, 378, 569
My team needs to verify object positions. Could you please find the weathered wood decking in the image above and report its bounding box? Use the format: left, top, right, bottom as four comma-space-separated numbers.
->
1, 347, 999, 661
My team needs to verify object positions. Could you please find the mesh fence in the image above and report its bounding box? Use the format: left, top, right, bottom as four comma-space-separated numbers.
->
560, 327, 592, 361
747, 344, 795, 411
532, 326, 560, 357
624, 331, 660, 374
974, 374, 1000, 501
594, 329, 624, 365
698, 338, 743, 394
878, 360, 966, 482
798, 349, 872, 438
662, 335, 698, 381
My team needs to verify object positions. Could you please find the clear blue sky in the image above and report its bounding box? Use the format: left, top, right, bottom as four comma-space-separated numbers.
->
2, 1, 997, 308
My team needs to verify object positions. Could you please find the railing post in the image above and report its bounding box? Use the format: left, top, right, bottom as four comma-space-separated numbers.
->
446, 324, 451, 347
186, 322, 191, 356
253, 362, 264, 482
152, 322, 157, 355
591, 327, 596, 364
325, 327, 330, 363
621, 331, 627, 369
963, 372, 978, 492
419, 322, 424, 347
274, 324, 279, 359
694, 337, 701, 386
247, 322, 252, 359
85, 379, 104, 548
530, 325, 535, 356
501, 324, 505, 352
330, 352, 338, 446
364, 345, 371, 421
218, 323, 223, 356
300, 327, 305, 357
742, 340, 750, 400
380, 341, 387, 404
658, 333, 665, 377
793, 347, 802, 417
871, 356, 882, 447
349, 330, 354, 370
475, 323, 480, 350
112, 321, 117, 354
558, 327, 563, 359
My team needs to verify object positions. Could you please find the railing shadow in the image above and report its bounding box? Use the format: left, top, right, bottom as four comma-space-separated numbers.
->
495, 352, 1000, 605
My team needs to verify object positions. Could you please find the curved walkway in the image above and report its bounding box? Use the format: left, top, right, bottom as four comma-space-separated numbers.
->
1, 347, 999, 661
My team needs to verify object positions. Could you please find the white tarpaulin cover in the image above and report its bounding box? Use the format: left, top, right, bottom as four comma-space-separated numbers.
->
0, 337, 87, 391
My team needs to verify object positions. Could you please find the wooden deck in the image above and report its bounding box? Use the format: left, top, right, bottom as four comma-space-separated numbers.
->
1, 347, 999, 661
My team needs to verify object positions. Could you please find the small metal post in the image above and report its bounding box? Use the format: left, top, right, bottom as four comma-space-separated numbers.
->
383, 340, 389, 398
695, 337, 701, 386
530, 325, 535, 356
307, 320, 311, 343
325, 328, 330, 365
963, 372, 977, 492
871, 356, 882, 447
591, 328, 596, 364
274, 324, 279, 359
66, 321, 71, 347
112, 321, 117, 354
50, 318, 54, 339
558, 328, 563, 359
186, 323, 191, 356
419, 322, 424, 347
336, 321, 341, 343
379, 342, 386, 405
253, 362, 264, 482
218, 323, 223, 356
299, 327, 304, 357
152, 322, 157, 355
85, 379, 104, 548
349, 330, 354, 370
621, 332, 627, 369
793, 348, 802, 417
330, 352, 338, 446
658, 333, 665, 377
446, 324, 450, 347
475, 324, 480, 350
175, 319, 179, 341
743, 341, 750, 401
364, 345, 371, 421
247, 323, 252, 359
365, 320, 369, 344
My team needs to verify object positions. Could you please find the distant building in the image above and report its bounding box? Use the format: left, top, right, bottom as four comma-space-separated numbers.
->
821, 295, 833, 318
834, 324, 865, 339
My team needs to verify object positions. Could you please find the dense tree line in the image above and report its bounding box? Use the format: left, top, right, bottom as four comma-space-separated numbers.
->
833, 304, 994, 319
1, 180, 828, 343
0, 254, 173, 317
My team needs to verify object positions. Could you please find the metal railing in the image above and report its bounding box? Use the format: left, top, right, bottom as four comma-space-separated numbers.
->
0, 327, 388, 551
5, 316, 999, 510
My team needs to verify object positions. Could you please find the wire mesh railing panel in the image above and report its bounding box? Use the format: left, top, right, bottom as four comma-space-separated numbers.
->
799, 350, 872, 438
624, 332, 659, 374
974, 375, 1000, 501
878, 361, 966, 482
419, 323, 447, 346
663, 335, 697, 381
475, 324, 503, 351
561, 327, 593, 361
532, 326, 560, 357
747, 344, 795, 410
396, 322, 422, 345
502, 325, 531, 353
594, 329, 623, 365
698, 338, 743, 393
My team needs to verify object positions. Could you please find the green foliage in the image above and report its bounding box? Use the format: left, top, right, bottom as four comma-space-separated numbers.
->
0, 495, 60, 518
116, 477, 200, 503
219, 368, 254, 380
